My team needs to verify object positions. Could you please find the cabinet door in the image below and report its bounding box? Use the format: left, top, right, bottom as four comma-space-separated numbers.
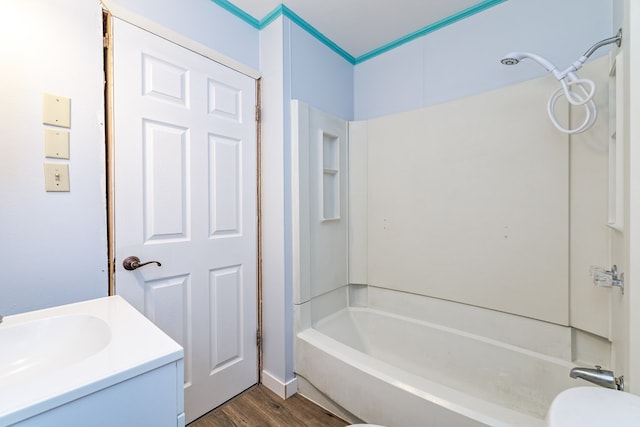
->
15, 363, 180, 427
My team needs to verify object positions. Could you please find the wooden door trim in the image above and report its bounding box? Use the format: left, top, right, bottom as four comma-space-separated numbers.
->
103, 10, 115, 296
256, 78, 263, 380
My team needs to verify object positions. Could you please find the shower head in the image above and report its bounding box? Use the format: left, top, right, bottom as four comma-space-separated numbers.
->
500, 57, 520, 65
500, 52, 559, 74
500, 30, 623, 134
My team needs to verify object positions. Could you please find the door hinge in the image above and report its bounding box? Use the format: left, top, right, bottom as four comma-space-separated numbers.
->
256, 329, 261, 348
255, 105, 261, 123
103, 33, 110, 49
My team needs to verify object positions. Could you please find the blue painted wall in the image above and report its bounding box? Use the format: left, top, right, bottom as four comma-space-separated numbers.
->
355, 0, 615, 119
0, 0, 108, 315
289, 20, 354, 120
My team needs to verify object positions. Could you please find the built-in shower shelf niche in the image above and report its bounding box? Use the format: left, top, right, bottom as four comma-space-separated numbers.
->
291, 99, 349, 303
322, 131, 340, 221
608, 51, 624, 231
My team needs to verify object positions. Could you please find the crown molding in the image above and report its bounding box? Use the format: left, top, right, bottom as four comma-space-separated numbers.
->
210, 0, 506, 65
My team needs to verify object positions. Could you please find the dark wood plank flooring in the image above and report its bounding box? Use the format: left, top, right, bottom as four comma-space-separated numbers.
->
188, 385, 349, 427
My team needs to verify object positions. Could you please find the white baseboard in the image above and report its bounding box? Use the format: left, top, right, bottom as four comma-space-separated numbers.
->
261, 370, 298, 399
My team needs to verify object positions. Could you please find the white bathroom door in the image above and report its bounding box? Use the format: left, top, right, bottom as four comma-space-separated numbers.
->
111, 18, 257, 423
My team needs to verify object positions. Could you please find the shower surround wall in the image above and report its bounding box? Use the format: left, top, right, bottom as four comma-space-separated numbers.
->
290, 58, 615, 333
356, 56, 612, 339
292, 100, 349, 306
366, 76, 569, 324
293, 58, 613, 424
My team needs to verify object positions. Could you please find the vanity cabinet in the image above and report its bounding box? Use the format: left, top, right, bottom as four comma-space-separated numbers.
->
13, 361, 184, 427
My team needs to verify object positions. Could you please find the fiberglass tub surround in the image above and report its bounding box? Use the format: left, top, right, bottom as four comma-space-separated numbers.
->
292, 54, 616, 427
0, 296, 184, 426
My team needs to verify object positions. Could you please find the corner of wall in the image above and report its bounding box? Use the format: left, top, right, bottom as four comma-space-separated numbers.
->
261, 370, 298, 399
348, 120, 368, 285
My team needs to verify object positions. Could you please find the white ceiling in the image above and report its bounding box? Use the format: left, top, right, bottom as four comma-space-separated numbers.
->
227, 0, 489, 59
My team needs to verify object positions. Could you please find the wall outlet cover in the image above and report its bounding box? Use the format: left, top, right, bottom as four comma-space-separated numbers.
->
44, 128, 70, 159
42, 93, 71, 128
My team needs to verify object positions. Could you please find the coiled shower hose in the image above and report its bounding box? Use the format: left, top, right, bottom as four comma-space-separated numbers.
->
547, 71, 597, 134
501, 29, 622, 134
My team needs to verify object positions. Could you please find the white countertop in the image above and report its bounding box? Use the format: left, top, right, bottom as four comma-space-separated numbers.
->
0, 296, 183, 425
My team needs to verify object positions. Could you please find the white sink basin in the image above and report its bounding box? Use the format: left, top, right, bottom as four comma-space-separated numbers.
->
547, 386, 640, 426
0, 296, 183, 426
0, 314, 111, 385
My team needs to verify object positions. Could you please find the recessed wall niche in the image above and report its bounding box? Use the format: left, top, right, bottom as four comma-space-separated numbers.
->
322, 132, 340, 220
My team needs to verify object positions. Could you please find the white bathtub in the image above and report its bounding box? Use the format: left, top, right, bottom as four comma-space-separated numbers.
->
295, 290, 581, 427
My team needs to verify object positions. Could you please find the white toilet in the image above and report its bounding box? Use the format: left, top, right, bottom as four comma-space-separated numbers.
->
546, 386, 640, 426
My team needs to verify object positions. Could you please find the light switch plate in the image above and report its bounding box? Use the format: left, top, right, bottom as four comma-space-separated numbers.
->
43, 163, 70, 192
44, 128, 70, 159
42, 93, 71, 128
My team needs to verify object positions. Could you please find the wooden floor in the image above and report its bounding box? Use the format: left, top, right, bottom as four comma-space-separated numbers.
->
188, 385, 349, 427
